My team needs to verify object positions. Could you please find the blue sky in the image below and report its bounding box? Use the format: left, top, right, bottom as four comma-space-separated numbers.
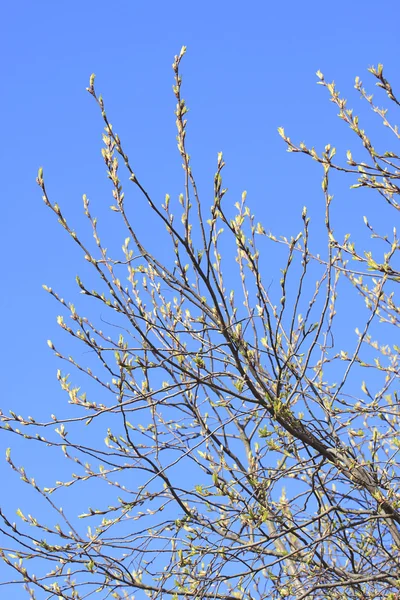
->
2, 1, 400, 596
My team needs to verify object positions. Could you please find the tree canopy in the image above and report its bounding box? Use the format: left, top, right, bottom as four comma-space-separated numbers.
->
2, 49, 400, 600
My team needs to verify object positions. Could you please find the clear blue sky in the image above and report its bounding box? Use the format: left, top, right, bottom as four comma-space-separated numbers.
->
1, 1, 400, 596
